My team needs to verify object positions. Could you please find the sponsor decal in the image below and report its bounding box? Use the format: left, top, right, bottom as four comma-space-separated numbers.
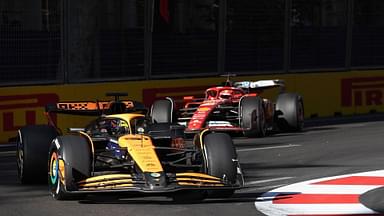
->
150, 173, 161, 178
198, 107, 211, 112
341, 77, 384, 107
207, 121, 232, 127
201, 101, 216, 105
56, 101, 134, 110
54, 138, 61, 149
0, 94, 59, 132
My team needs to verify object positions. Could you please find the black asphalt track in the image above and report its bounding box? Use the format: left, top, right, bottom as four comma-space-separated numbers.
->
1, 114, 384, 216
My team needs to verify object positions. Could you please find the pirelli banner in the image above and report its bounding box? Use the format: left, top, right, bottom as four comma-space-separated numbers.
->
0, 70, 383, 144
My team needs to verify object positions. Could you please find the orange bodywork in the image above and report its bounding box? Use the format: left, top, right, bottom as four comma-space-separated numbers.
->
119, 134, 163, 173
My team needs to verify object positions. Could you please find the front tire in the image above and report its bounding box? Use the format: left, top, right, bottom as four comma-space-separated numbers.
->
48, 135, 91, 200
203, 133, 237, 198
150, 98, 173, 123
239, 96, 266, 137
16, 125, 58, 184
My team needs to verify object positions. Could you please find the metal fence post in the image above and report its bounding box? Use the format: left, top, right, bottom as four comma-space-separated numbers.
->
218, 0, 227, 75
284, 0, 292, 73
144, 0, 154, 80
345, 0, 353, 70
60, 0, 69, 84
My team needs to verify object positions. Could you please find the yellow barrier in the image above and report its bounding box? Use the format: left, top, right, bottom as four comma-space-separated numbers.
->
1, 70, 384, 144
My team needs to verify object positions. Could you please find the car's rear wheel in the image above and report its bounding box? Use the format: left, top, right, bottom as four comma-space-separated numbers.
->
150, 98, 173, 123
275, 93, 304, 131
239, 96, 266, 137
48, 135, 91, 200
16, 125, 58, 184
203, 133, 237, 198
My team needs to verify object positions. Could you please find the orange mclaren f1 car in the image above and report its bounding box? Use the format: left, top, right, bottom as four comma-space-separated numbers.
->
16, 93, 244, 201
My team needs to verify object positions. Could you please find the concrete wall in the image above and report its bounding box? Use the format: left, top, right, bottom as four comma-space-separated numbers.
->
1, 70, 384, 143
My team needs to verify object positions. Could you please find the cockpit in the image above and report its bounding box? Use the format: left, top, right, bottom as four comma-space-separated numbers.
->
218, 89, 234, 99
206, 89, 218, 100
86, 117, 131, 137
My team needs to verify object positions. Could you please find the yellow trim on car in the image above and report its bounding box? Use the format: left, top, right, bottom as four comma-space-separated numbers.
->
176, 178, 222, 184
79, 179, 134, 188
77, 174, 133, 184
176, 173, 220, 180
177, 182, 224, 187
79, 184, 134, 190
59, 159, 65, 184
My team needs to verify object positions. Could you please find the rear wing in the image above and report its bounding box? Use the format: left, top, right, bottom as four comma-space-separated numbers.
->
45, 100, 147, 116
234, 80, 285, 91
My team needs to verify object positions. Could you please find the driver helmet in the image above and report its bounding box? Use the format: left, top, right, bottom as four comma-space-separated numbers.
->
110, 119, 128, 135
219, 89, 233, 99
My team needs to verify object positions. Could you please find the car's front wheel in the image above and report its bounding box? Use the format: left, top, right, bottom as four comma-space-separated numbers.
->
48, 135, 91, 200
239, 96, 266, 137
203, 133, 237, 198
150, 98, 174, 123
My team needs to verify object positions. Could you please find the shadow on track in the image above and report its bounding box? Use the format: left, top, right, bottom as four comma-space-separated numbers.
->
304, 113, 384, 128
240, 162, 344, 171
360, 186, 384, 213
78, 191, 264, 205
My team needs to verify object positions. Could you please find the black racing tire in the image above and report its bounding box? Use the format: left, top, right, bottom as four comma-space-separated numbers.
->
239, 96, 266, 137
204, 133, 237, 198
150, 99, 173, 123
275, 93, 304, 131
48, 135, 91, 200
16, 125, 58, 184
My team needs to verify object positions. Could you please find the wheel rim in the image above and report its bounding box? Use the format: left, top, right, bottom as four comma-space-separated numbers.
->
260, 107, 266, 135
254, 103, 266, 136
297, 102, 304, 129
49, 152, 59, 185
16, 146, 24, 179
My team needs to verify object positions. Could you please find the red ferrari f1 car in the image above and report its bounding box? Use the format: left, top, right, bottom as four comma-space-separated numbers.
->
152, 77, 304, 137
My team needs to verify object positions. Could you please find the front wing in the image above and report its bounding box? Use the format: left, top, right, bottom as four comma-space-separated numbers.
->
66, 172, 242, 194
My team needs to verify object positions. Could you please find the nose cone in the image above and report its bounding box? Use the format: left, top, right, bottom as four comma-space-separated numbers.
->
144, 172, 167, 190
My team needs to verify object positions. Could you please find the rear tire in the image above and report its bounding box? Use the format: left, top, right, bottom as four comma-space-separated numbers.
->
48, 135, 91, 200
275, 93, 304, 131
203, 133, 237, 198
150, 99, 173, 123
16, 125, 58, 184
239, 96, 266, 137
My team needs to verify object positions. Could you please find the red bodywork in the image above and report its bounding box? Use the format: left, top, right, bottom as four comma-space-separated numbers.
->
178, 86, 271, 133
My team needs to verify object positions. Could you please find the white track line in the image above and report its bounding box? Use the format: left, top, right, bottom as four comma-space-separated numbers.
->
237, 144, 300, 152
240, 177, 294, 193
246, 177, 294, 186
256, 203, 377, 216
271, 184, 379, 195
241, 184, 288, 193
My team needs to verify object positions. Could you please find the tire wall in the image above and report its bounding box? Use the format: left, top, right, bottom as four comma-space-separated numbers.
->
1, 70, 384, 143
